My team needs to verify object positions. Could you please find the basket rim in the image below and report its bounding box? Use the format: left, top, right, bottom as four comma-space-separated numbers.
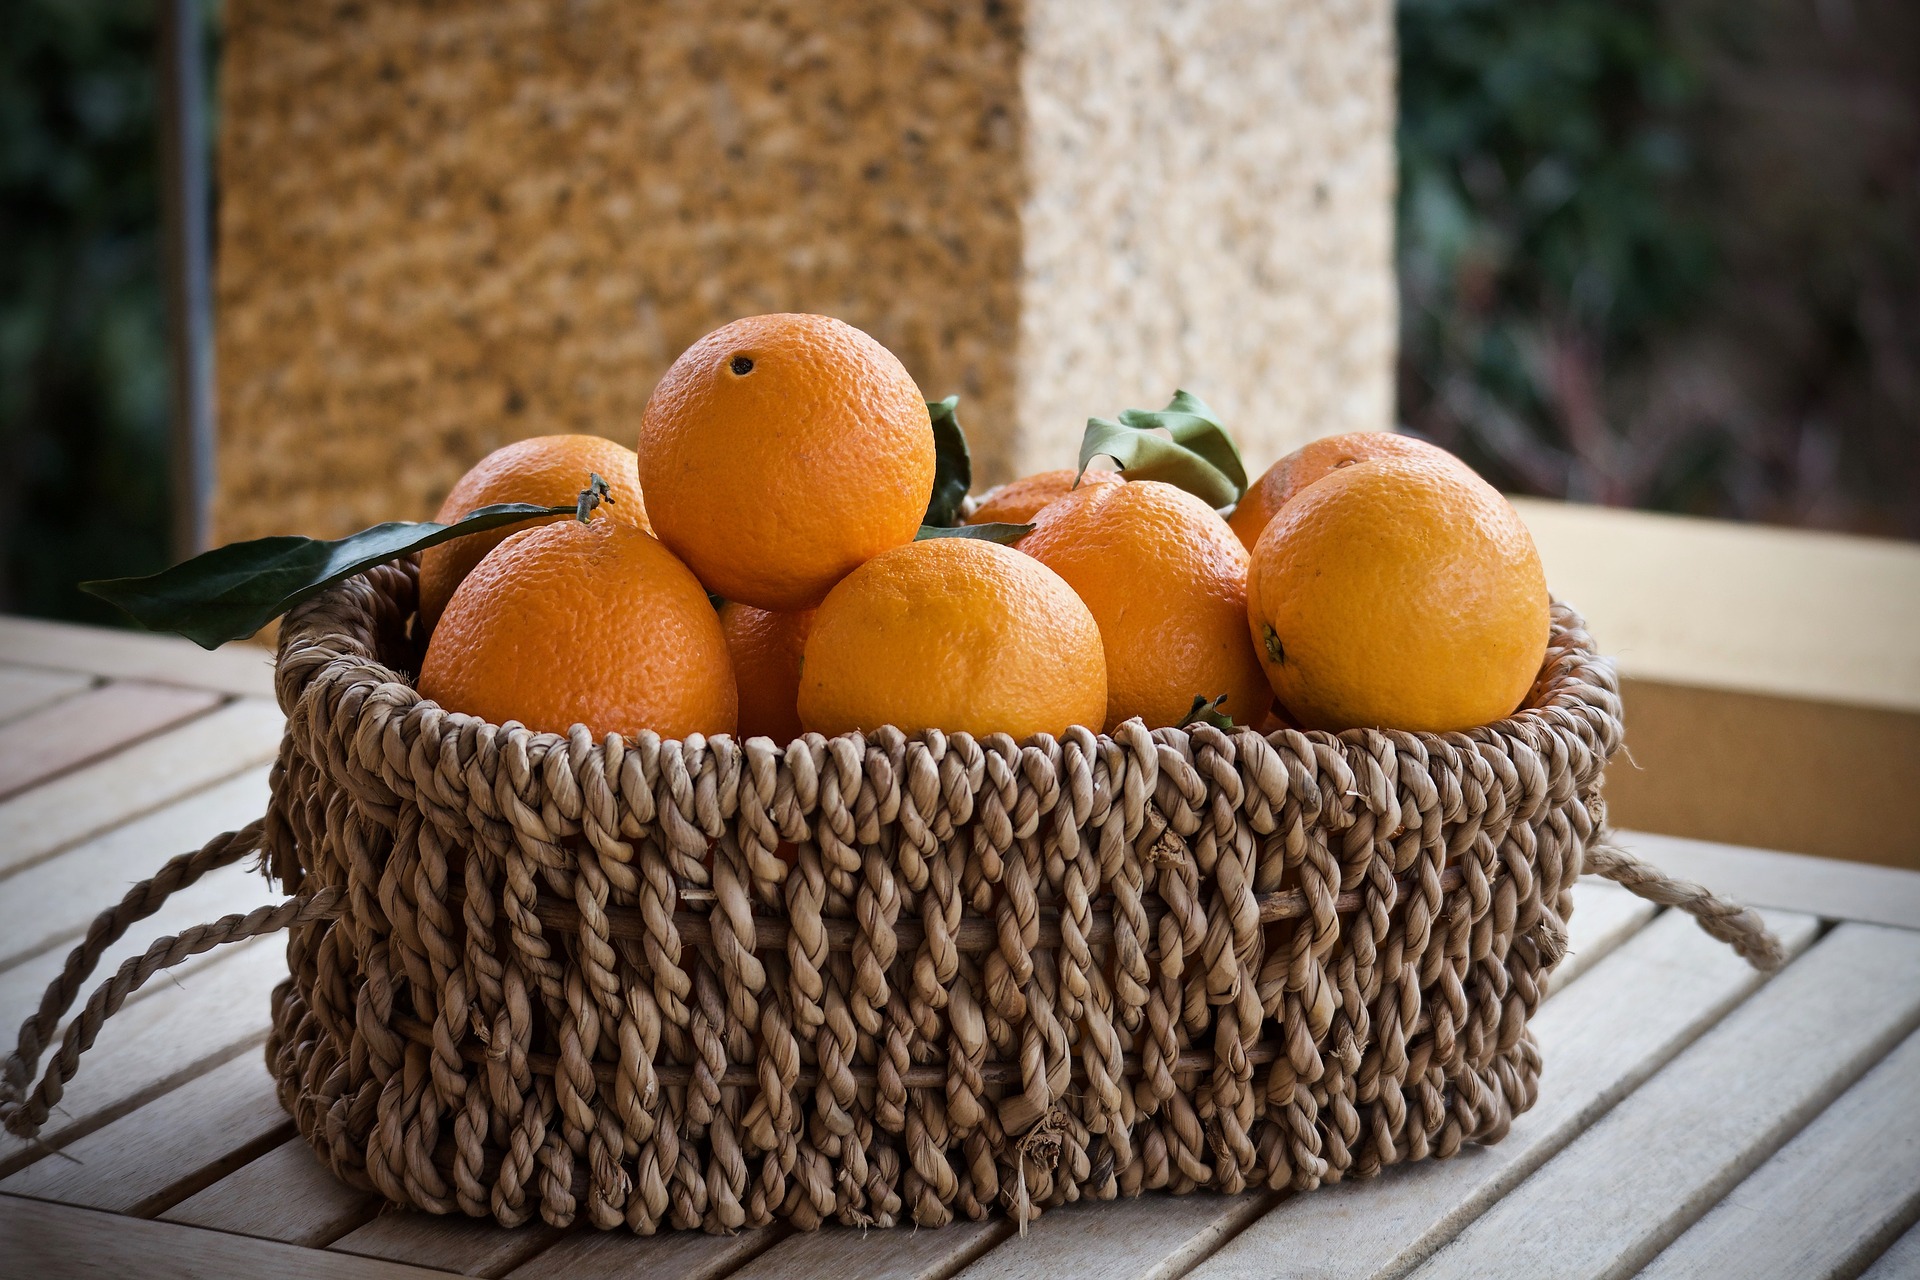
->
274, 563, 1624, 764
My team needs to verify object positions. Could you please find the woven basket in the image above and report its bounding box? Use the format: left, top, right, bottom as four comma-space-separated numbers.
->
1, 561, 1784, 1234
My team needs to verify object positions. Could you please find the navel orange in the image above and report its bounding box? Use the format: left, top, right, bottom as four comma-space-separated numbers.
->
1245, 455, 1549, 733
639, 313, 935, 611
966, 468, 1121, 526
1227, 431, 1460, 552
798, 537, 1106, 740
419, 517, 735, 740
417, 434, 650, 631
719, 602, 814, 743
1018, 480, 1270, 731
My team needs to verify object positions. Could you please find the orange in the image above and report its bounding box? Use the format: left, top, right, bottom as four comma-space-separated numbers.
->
417, 434, 650, 631
1246, 456, 1549, 733
1227, 431, 1461, 552
719, 602, 814, 743
798, 537, 1106, 740
639, 313, 935, 610
419, 517, 735, 740
966, 468, 1121, 526
1018, 480, 1271, 731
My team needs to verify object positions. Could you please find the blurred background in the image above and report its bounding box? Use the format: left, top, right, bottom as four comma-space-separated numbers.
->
2, 0, 1913, 627
0, 0, 1915, 870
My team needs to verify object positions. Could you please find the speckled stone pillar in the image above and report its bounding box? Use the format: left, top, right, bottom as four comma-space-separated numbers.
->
213, 0, 1394, 543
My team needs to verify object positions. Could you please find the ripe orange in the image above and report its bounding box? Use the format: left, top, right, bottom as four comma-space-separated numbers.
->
417, 434, 650, 631
798, 537, 1106, 740
418, 517, 735, 740
1018, 480, 1270, 731
966, 468, 1121, 526
1246, 456, 1549, 733
719, 602, 814, 743
1227, 431, 1461, 552
639, 314, 935, 611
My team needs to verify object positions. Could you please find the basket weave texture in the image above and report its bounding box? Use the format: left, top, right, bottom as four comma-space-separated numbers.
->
242, 561, 1630, 1233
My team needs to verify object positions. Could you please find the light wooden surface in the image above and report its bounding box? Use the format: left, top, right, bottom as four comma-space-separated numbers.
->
3, 627, 1918, 1279
1512, 498, 1920, 713
1512, 500, 1920, 869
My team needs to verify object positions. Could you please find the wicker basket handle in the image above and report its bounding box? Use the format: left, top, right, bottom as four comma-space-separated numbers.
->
1586, 839, 1786, 971
0, 819, 343, 1145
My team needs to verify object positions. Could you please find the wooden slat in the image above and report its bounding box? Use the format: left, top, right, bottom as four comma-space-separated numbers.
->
1859, 1219, 1920, 1280
0, 937, 282, 1176
0, 696, 283, 877
0, 680, 222, 800
0, 666, 92, 725
955, 1191, 1270, 1280
331, 1213, 566, 1278
1510, 497, 1920, 712
1182, 907, 1819, 1280
1551, 881, 1658, 993
0, 614, 277, 698
1406, 921, 1920, 1280
1619, 828, 1920, 930
1638, 1027, 1920, 1280
504, 1224, 782, 1280
0, 1049, 288, 1214
0, 1194, 458, 1279
0, 842, 285, 1141
165, 1137, 377, 1247
726, 1219, 1008, 1280
0, 764, 271, 970
956, 882, 1676, 1280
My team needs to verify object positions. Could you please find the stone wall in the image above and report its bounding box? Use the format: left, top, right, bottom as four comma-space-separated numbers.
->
213, 0, 1394, 542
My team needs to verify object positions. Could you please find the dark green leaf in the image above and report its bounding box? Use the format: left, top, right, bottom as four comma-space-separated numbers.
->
1115, 391, 1248, 494
1176, 694, 1235, 730
923, 396, 973, 527
915, 522, 1033, 545
1077, 390, 1248, 508
80, 501, 578, 649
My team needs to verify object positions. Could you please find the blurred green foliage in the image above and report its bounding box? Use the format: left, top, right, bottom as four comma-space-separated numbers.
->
0, 0, 180, 624
1398, 0, 1920, 534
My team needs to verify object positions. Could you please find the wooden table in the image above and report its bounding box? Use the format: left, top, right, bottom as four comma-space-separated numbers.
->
3, 613, 1918, 1280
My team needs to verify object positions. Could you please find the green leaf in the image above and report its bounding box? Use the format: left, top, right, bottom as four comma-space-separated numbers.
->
1176, 693, 1235, 730
1077, 390, 1249, 508
923, 395, 972, 527
915, 522, 1033, 545
80, 501, 579, 649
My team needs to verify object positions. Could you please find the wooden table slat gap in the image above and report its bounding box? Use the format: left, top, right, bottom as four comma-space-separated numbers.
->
0, 681, 227, 802
2, 1194, 465, 1279
1405, 921, 1920, 1280
164, 1135, 383, 1248
503, 1221, 792, 1280
330, 1212, 569, 1277
1184, 907, 1822, 1280
1618, 829, 1920, 931
0, 666, 97, 727
0, 763, 273, 973
724, 1217, 1012, 1280
0, 695, 284, 881
1859, 1217, 1920, 1280
0, 1048, 290, 1214
0, 937, 283, 1176
1636, 1025, 1920, 1280
0, 615, 278, 699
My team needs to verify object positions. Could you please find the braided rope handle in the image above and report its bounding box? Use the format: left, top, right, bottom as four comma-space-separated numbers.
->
0, 820, 343, 1144
1585, 840, 1786, 971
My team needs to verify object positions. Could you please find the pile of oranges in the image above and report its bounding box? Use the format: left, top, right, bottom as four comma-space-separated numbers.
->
417, 313, 1549, 743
